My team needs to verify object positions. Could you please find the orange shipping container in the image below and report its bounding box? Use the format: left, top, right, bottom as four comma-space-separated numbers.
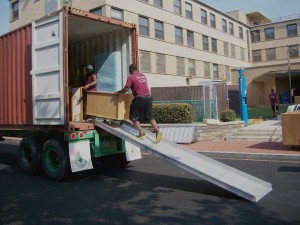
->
0, 7, 137, 132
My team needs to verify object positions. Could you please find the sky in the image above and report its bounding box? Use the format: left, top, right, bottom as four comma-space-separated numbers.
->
200, 0, 300, 20
0, 0, 300, 36
0, 0, 9, 36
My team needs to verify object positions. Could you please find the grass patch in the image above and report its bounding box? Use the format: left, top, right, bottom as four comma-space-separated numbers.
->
238, 105, 289, 120
248, 106, 272, 119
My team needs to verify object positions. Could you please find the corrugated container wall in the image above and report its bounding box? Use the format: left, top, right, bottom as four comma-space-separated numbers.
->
0, 25, 33, 125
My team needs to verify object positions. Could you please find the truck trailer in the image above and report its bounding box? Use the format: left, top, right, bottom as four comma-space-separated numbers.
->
0, 7, 137, 180
0, 7, 273, 202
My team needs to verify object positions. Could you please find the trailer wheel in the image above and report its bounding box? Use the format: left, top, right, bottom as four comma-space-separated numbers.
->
42, 138, 70, 181
18, 137, 43, 175
99, 153, 130, 169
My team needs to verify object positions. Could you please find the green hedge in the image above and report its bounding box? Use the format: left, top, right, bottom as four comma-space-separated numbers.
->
152, 103, 196, 123
220, 109, 236, 122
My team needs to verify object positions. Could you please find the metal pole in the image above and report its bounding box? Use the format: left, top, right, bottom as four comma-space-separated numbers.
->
287, 46, 292, 103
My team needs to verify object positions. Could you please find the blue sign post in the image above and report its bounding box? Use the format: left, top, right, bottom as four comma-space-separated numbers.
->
239, 68, 248, 126
282, 91, 289, 104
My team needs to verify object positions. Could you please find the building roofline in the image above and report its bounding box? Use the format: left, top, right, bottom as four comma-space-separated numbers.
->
250, 14, 300, 27
192, 0, 249, 27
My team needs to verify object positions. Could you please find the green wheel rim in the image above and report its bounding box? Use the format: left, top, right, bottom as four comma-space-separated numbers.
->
45, 148, 59, 173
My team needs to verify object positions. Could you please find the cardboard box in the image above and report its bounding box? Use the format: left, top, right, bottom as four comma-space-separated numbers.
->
86, 91, 133, 120
282, 111, 300, 146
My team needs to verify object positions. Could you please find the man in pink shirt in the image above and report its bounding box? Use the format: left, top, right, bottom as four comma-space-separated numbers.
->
115, 64, 162, 143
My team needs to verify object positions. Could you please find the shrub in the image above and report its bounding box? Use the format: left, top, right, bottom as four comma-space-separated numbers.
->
152, 103, 196, 123
220, 109, 236, 122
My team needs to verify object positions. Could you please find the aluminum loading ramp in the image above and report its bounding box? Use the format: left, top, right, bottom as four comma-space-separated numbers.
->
94, 120, 272, 202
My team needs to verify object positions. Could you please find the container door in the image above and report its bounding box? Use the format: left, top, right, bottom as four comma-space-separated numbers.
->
31, 12, 65, 125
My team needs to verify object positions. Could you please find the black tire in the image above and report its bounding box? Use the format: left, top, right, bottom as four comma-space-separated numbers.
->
99, 153, 130, 169
18, 137, 43, 175
42, 138, 70, 181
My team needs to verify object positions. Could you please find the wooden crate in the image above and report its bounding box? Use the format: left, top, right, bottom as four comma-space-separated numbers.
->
282, 111, 300, 146
86, 92, 133, 120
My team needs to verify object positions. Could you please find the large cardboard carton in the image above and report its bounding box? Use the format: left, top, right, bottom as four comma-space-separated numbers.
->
86, 92, 133, 120
282, 111, 300, 146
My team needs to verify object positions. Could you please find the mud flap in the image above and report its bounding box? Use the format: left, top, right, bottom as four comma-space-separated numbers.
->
69, 140, 93, 172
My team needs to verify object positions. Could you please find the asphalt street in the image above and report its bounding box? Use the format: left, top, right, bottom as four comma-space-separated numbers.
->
0, 140, 300, 225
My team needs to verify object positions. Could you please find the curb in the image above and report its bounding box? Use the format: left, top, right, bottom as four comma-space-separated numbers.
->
199, 151, 300, 162
3, 137, 299, 162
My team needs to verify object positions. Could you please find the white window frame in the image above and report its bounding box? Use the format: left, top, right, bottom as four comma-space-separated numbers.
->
175, 27, 183, 45
185, 2, 192, 19
139, 16, 149, 36
156, 53, 166, 74
111, 7, 123, 20
155, 20, 164, 39
187, 30, 194, 47
188, 59, 196, 77
176, 57, 185, 76
140, 51, 151, 72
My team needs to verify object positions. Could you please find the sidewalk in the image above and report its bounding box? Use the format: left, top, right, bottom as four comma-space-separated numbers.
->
183, 116, 300, 162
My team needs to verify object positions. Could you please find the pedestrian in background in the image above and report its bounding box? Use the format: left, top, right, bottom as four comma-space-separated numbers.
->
269, 89, 279, 120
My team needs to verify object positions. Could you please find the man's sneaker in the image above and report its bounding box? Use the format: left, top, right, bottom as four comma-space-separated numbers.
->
136, 133, 146, 139
155, 131, 162, 144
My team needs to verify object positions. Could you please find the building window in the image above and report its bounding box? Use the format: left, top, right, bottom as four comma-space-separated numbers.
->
213, 64, 218, 78
188, 59, 196, 77
201, 9, 207, 24
202, 35, 209, 51
225, 66, 230, 81
154, 0, 163, 8
140, 51, 151, 72
111, 7, 123, 20
174, 0, 181, 15
287, 24, 297, 37
239, 27, 243, 39
204, 62, 210, 78
222, 19, 227, 33
231, 44, 235, 58
229, 22, 234, 35
251, 30, 260, 42
187, 30, 194, 47
210, 13, 216, 28
156, 53, 166, 73
241, 47, 245, 61
211, 38, 217, 53
265, 27, 274, 40
176, 57, 185, 75
139, 16, 149, 36
175, 27, 183, 45
266, 48, 276, 60
185, 2, 192, 19
90, 7, 102, 15
288, 45, 299, 58
224, 42, 229, 57
252, 50, 261, 62
12, 1, 19, 20
155, 20, 164, 39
